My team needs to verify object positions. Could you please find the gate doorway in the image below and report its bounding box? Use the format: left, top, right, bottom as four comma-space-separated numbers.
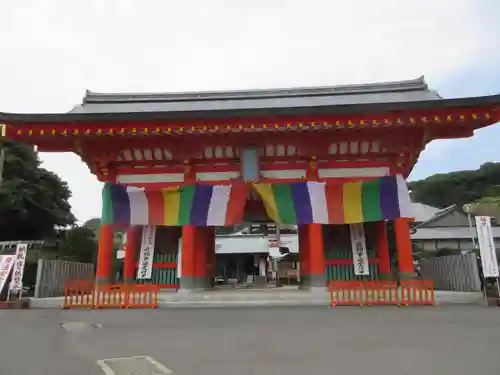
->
214, 223, 299, 289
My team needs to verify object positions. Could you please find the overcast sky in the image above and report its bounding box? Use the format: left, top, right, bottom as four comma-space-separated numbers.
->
1, 0, 499, 222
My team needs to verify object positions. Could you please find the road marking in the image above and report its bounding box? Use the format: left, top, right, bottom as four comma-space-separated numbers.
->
96, 356, 173, 375
61, 321, 96, 333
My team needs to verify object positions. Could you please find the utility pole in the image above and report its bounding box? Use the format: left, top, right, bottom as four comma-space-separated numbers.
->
0, 148, 4, 187
0, 124, 5, 188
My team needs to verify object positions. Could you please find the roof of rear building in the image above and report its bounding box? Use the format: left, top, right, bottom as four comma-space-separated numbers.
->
411, 202, 443, 223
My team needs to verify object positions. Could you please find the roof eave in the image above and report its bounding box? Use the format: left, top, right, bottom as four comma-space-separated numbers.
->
1, 94, 500, 125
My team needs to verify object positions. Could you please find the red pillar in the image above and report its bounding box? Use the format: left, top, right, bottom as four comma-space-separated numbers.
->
307, 224, 325, 287
304, 157, 322, 287
180, 225, 198, 290
394, 218, 414, 279
96, 224, 114, 283
193, 227, 208, 289
206, 227, 216, 287
375, 221, 392, 279
123, 226, 139, 282
298, 225, 310, 287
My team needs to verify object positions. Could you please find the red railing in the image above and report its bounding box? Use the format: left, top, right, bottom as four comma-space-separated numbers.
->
62, 281, 160, 309
325, 258, 379, 266
329, 280, 435, 307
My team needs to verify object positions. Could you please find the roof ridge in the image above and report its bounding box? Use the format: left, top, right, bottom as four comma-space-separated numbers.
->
414, 204, 458, 228
82, 76, 429, 104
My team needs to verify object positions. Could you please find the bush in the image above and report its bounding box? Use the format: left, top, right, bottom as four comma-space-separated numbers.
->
435, 248, 459, 257
23, 260, 38, 289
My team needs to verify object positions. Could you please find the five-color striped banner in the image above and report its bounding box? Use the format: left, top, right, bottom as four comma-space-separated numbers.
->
101, 175, 413, 226
253, 175, 412, 225
102, 183, 247, 226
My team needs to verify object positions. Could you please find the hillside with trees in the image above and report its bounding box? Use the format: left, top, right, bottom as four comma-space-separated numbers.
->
409, 162, 500, 210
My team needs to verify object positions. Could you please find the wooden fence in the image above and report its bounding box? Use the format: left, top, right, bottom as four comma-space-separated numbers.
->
419, 253, 481, 292
34, 259, 95, 298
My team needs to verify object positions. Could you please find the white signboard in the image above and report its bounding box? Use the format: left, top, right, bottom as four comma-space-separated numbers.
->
269, 246, 288, 260
0, 255, 15, 293
350, 223, 369, 276
9, 244, 28, 291
136, 226, 156, 279
475, 216, 499, 278
268, 233, 280, 248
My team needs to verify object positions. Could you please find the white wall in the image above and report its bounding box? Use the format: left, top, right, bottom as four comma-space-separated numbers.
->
216, 234, 299, 254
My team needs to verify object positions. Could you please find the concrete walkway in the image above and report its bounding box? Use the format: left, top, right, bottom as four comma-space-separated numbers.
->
29, 287, 486, 308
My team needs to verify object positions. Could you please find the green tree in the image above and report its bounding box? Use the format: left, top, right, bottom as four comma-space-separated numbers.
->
409, 162, 500, 209
0, 141, 75, 240
57, 226, 98, 263
84, 218, 101, 238
435, 248, 459, 257
467, 194, 500, 221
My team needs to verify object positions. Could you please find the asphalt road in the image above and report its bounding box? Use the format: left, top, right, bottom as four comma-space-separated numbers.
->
1, 306, 500, 375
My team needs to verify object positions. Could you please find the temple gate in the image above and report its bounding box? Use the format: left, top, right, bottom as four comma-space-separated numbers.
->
1, 76, 499, 291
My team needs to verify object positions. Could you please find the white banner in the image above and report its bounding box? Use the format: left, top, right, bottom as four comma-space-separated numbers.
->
9, 244, 28, 291
0, 255, 15, 293
475, 216, 499, 278
177, 238, 182, 278
350, 223, 369, 276
136, 226, 156, 279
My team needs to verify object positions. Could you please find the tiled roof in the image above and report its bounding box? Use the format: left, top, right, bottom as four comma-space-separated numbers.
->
411, 202, 443, 223
70, 77, 440, 114
414, 204, 460, 228
412, 227, 500, 240
2, 79, 499, 124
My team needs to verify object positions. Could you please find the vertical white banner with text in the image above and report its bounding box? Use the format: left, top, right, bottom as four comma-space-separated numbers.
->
177, 238, 182, 278
0, 255, 15, 293
350, 223, 370, 276
9, 244, 28, 291
137, 226, 156, 280
475, 216, 499, 278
